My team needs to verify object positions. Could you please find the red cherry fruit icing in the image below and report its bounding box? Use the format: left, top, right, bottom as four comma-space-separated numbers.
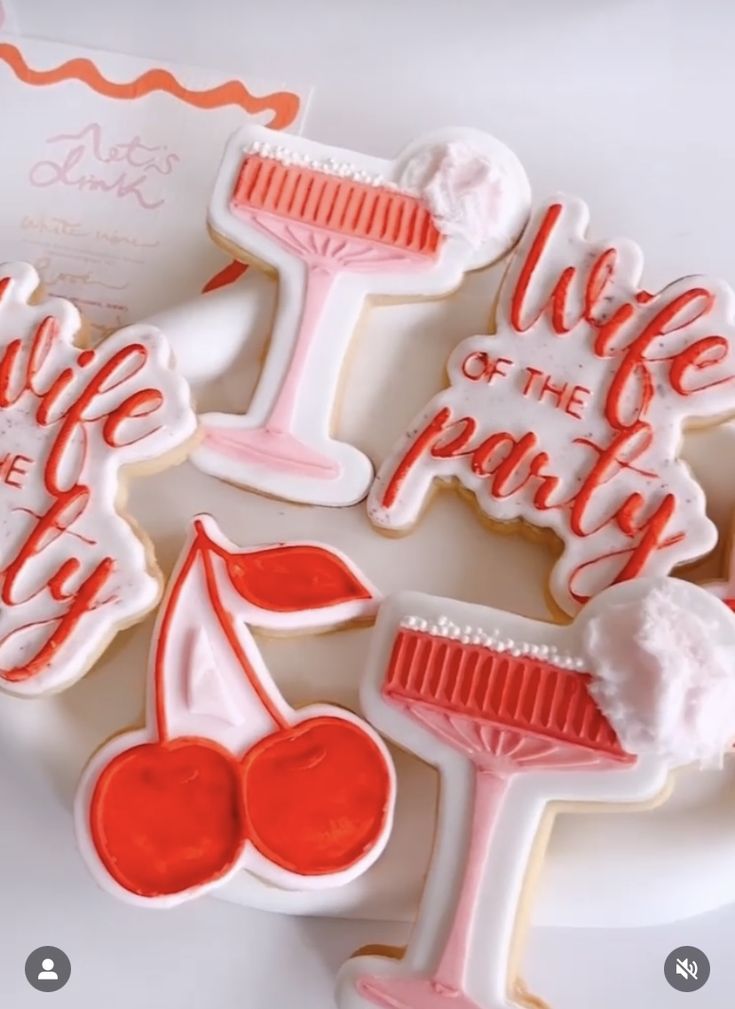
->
241, 716, 390, 875
90, 739, 246, 897
226, 545, 372, 611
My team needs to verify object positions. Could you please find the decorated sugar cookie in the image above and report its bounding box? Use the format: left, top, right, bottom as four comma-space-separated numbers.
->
190, 124, 531, 507
336, 578, 735, 1009
369, 198, 735, 614
75, 515, 395, 907
0, 262, 196, 696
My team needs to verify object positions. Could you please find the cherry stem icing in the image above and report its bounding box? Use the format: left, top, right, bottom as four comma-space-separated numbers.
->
154, 521, 289, 739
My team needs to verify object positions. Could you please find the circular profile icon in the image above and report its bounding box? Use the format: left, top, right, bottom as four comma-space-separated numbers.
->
664, 946, 709, 992
25, 946, 71, 992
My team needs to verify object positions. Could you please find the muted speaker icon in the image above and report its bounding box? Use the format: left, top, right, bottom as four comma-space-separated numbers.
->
675, 957, 698, 981
665, 947, 709, 992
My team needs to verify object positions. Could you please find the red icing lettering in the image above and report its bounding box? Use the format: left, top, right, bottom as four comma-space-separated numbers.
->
462, 351, 513, 384
565, 384, 590, 419
521, 368, 590, 419
510, 203, 576, 333
521, 367, 543, 396
375, 197, 735, 610
382, 408, 684, 604
381, 407, 454, 510
538, 373, 567, 409
0, 453, 32, 488
0, 276, 176, 684
669, 335, 731, 395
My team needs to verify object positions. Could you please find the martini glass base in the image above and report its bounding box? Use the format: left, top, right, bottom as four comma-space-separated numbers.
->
194, 417, 375, 506
202, 424, 340, 478
357, 975, 492, 1009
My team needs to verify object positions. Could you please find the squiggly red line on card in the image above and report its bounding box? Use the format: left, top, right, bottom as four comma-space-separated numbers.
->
0, 42, 300, 129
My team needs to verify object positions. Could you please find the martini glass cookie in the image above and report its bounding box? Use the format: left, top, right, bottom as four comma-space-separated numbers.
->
75, 516, 395, 907
369, 197, 735, 615
0, 262, 196, 696
337, 578, 735, 1009
190, 125, 531, 507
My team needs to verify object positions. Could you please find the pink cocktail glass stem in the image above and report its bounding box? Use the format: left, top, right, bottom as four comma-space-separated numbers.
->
265, 263, 336, 434
431, 767, 509, 995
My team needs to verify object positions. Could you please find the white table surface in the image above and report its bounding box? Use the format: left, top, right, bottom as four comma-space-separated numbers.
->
3, 0, 735, 1006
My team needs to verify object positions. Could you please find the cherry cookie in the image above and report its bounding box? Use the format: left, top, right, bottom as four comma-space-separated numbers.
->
190, 124, 530, 507
0, 262, 196, 695
75, 515, 395, 907
337, 578, 735, 1009
370, 198, 735, 615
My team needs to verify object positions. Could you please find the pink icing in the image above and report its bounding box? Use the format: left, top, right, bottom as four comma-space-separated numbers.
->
400, 142, 503, 248
202, 426, 341, 477
356, 626, 629, 1009
202, 211, 431, 479
585, 585, 735, 768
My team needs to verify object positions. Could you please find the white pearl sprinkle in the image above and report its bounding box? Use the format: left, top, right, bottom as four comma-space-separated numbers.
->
246, 141, 404, 190
399, 615, 585, 672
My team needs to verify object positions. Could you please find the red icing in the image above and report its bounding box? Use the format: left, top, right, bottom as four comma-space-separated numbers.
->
90, 520, 390, 897
384, 629, 633, 760
233, 156, 442, 255
510, 205, 734, 428
90, 739, 246, 897
221, 542, 373, 612
383, 408, 684, 591
0, 274, 173, 682
382, 407, 454, 510
241, 716, 392, 874
202, 260, 249, 294
378, 201, 734, 605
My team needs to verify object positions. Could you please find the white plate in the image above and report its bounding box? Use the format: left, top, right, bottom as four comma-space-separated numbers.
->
4, 265, 735, 929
